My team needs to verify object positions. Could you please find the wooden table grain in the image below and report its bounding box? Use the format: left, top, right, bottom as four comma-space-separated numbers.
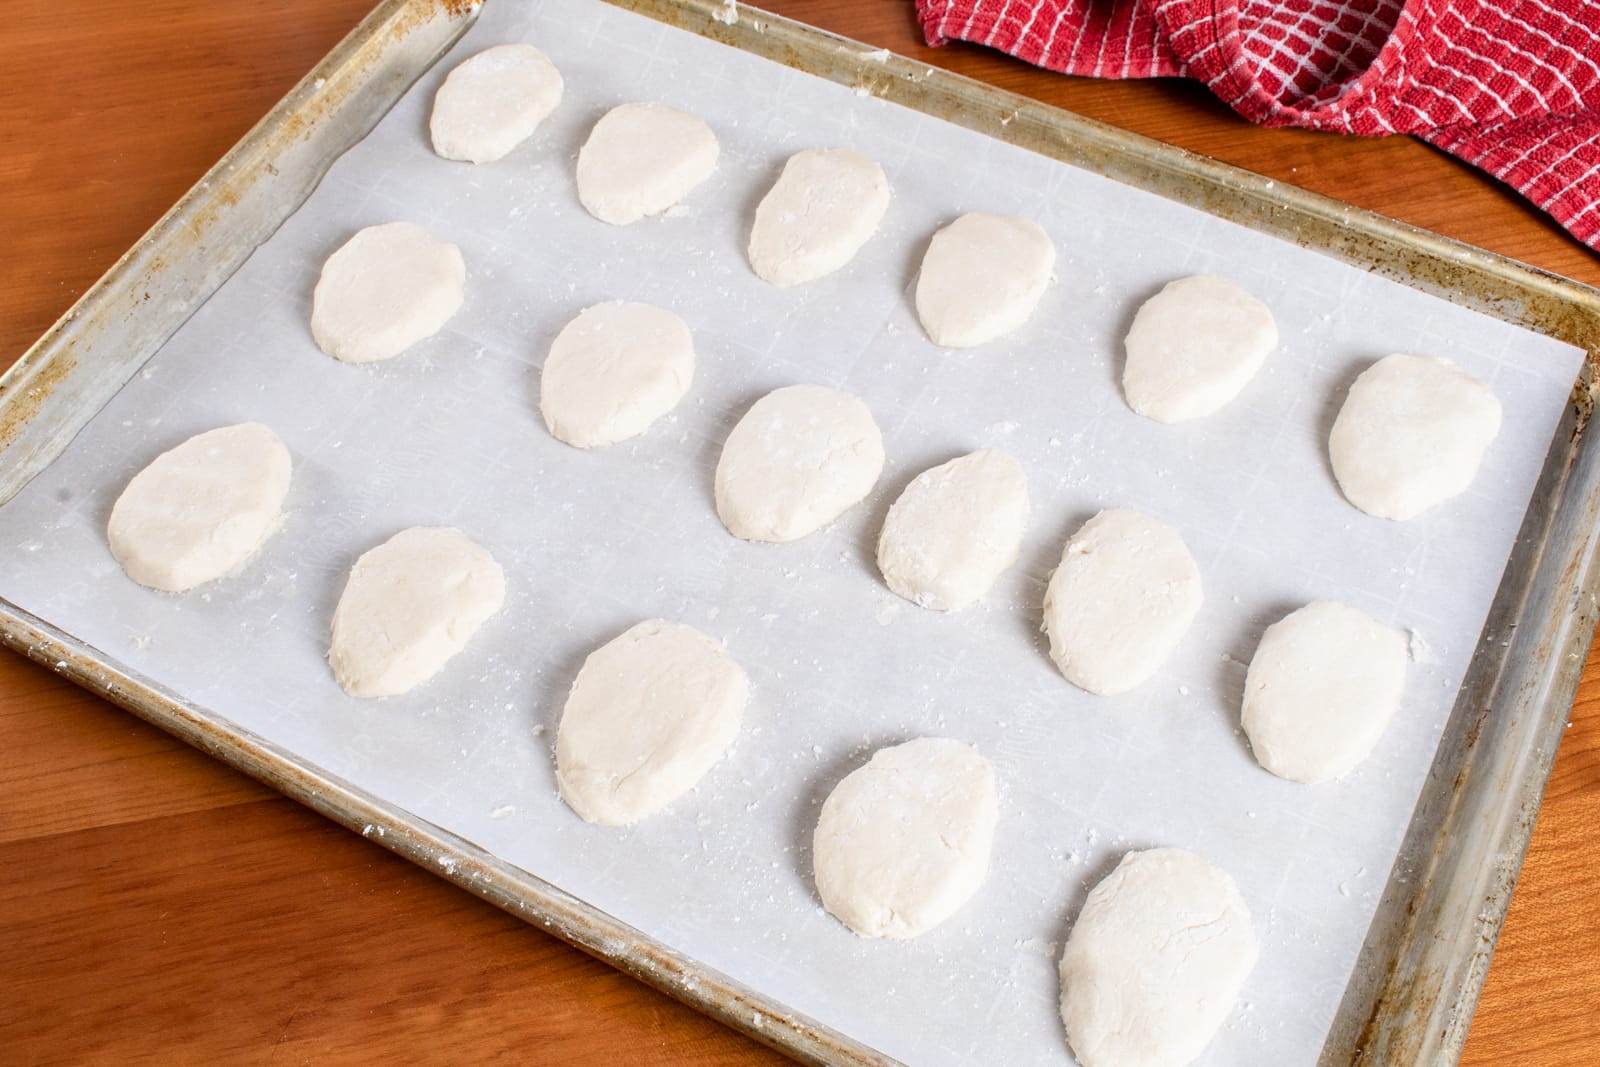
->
2, 1, 1596, 1062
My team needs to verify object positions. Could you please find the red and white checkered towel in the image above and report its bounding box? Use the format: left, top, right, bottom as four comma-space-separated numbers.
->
917, 0, 1600, 252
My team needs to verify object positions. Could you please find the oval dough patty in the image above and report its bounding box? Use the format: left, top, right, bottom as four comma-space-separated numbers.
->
914, 212, 1055, 348
311, 222, 466, 364
1059, 848, 1257, 1067
1042, 508, 1202, 696
747, 148, 891, 287
1329, 353, 1502, 521
540, 301, 695, 448
429, 44, 564, 164
329, 527, 505, 698
1242, 600, 1408, 784
108, 422, 291, 593
1122, 274, 1277, 423
556, 619, 748, 825
715, 384, 885, 543
876, 448, 1029, 611
576, 103, 719, 225
813, 738, 998, 939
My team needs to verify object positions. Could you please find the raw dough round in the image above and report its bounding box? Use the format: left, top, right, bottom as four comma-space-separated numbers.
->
556, 619, 748, 826
747, 148, 891, 287
540, 301, 695, 448
1042, 508, 1202, 696
1242, 600, 1408, 784
429, 44, 564, 164
1059, 848, 1257, 1067
576, 103, 719, 225
1122, 274, 1277, 423
715, 384, 885, 543
329, 527, 505, 698
1329, 353, 1503, 521
813, 738, 998, 939
311, 222, 466, 364
876, 448, 1029, 611
108, 422, 291, 593
914, 212, 1055, 347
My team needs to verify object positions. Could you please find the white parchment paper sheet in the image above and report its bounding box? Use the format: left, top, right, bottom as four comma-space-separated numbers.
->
0, 0, 1585, 1061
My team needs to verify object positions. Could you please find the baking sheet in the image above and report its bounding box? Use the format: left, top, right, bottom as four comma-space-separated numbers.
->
0, 0, 1586, 1062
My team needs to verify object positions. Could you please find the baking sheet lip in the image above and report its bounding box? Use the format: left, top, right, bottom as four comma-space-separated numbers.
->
0, 0, 400, 384
1459, 456, 1600, 992
1332, 396, 1600, 1064
0, 597, 895, 1067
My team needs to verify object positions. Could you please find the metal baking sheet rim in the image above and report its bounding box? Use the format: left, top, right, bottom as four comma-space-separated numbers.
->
2, 0, 1599, 1063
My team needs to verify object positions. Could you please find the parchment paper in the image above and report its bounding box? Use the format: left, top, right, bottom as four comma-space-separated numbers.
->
0, 0, 1586, 1061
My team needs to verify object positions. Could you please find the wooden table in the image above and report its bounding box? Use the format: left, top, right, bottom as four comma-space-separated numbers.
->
3, 1, 1596, 1062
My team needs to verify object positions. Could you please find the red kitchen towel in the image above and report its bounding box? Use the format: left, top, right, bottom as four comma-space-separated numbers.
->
917, 0, 1600, 252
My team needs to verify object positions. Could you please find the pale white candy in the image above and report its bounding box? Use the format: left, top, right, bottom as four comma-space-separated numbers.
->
715, 384, 884, 543
556, 619, 747, 825
429, 44, 563, 164
1329, 353, 1502, 520
1242, 600, 1408, 783
1060, 848, 1257, 1067
876, 449, 1029, 611
1042, 508, 1202, 696
914, 212, 1054, 347
108, 422, 291, 592
329, 527, 504, 698
576, 103, 719, 225
747, 148, 890, 287
540, 301, 695, 448
311, 222, 465, 364
813, 738, 997, 939
1122, 274, 1277, 423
